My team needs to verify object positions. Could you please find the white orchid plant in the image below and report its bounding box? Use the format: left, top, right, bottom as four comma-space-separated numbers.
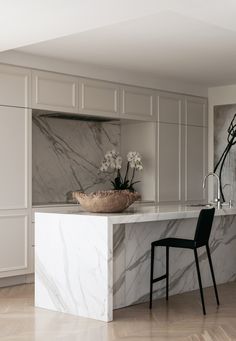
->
100, 150, 143, 191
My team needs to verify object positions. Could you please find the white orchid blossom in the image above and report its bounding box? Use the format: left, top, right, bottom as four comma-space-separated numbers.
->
100, 150, 143, 191
127, 151, 143, 170
115, 156, 122, 169
100, 161, 109, 172
100, 150, 122, 171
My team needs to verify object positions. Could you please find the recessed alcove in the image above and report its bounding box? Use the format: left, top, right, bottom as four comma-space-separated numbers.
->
32, 110, 156, 205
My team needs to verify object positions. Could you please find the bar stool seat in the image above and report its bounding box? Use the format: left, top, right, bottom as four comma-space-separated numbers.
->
153, 238, 196, 249
149, 207, 220, 315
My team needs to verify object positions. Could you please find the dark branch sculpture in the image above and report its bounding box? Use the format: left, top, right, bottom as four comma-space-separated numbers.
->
214, 113, 236, 202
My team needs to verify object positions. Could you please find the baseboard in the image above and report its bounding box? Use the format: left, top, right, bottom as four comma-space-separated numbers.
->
0, 273, 34, 288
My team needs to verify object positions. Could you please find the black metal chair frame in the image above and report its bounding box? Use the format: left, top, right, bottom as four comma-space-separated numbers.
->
149, 208, 220, 315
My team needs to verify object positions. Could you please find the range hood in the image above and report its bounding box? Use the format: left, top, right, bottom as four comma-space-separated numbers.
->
38, 111, 119, 123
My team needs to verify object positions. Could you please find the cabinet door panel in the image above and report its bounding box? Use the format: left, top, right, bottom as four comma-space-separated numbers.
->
79, 79, 119, 117
0, 65, 30, 108
158, 92, 183, 124
157, 123, 182, 202
32, 71, 77, 112
185, 126, 207, 201
185, 96, 207, 127
0, 214, 28, 274
0, 106, 29, 209
121, 86, 155, 120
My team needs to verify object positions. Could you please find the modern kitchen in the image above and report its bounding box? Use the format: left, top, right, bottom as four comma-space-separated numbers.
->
1, 2, 236, 340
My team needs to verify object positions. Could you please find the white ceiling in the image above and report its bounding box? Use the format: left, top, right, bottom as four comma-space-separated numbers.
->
2, 0, 236, 86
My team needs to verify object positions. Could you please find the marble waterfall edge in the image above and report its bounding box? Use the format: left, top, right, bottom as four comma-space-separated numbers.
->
35, 212, 113, 321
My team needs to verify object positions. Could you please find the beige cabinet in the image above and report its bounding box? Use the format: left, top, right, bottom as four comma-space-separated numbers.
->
185, 96, 207, 127
157, 91, 184, 124
120, 85, 155, 120
156, 94, 208, 204
0, 105, 31, 277
0, 213, 30, 277
0, 65, 31, 278
79, 78, 119, 117
0, 65, 30, 108
0, 106, 30, 210
157, 122, 184, 203
32, 70, 78, 113
184, 96, 208, 203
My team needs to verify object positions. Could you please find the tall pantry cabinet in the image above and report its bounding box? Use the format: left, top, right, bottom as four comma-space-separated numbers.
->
0, 65, 32, 277
156, 92, 207, 204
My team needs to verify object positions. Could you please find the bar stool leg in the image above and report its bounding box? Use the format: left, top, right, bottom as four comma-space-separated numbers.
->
149, 244, 155, 309
206, 244, 220, 305
194, 248, 206, 315
166, 246, 169, 301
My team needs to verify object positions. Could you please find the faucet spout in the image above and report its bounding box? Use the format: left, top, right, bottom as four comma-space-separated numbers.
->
203, 172, 221, 209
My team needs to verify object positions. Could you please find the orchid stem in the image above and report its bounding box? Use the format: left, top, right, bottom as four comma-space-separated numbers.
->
124, 162, 130, 184
117, 169, 122, 182
130, 168, 136, 185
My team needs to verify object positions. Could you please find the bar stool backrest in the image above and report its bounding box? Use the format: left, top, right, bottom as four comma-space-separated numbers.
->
194, 207, 215, 247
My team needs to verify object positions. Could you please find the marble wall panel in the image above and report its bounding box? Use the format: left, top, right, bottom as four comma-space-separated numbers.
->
214, 104, 236, 203
32, 112, 120, 204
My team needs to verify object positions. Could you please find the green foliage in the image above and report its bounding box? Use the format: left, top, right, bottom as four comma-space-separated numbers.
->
111, 175, 140, 191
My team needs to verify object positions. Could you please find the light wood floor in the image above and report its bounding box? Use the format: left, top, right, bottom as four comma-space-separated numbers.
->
0, 282, 236, 340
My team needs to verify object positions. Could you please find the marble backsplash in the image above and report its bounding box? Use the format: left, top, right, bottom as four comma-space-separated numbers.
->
214, 104, 236, 203
32, 111, 120, 205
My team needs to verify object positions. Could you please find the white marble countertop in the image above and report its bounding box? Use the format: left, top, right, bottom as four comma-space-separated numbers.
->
34, 202, 236, 321
34, 203, 236, 224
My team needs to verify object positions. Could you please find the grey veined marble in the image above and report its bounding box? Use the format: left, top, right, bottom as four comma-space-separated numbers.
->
214, 104, 236, 203
32, 111, 120, 205
35, 206, 236, 321
113, 215, 236, 309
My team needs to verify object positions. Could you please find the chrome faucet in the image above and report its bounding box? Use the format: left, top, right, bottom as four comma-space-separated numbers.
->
203, 172, 221, 209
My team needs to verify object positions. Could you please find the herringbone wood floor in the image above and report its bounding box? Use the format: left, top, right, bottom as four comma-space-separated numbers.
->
0, 281, 236, 340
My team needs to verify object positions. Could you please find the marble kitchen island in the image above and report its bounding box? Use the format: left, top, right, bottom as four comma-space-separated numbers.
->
35, 205, 236, 321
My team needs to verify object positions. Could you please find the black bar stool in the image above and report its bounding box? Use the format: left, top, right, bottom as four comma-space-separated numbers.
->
149, 208, 219, 315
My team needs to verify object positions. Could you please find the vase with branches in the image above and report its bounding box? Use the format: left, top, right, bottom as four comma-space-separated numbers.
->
214, 113, 236, 202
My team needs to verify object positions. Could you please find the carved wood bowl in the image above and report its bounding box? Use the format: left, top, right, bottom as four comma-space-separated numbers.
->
72, 190, 141, 213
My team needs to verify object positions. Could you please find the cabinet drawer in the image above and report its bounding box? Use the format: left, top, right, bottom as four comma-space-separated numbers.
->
121, 86, 155, 120
79, 78, 119, 117
32, 70, 78, 113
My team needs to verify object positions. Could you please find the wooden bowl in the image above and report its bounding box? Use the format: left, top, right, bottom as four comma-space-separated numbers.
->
72, 190, 141, 213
